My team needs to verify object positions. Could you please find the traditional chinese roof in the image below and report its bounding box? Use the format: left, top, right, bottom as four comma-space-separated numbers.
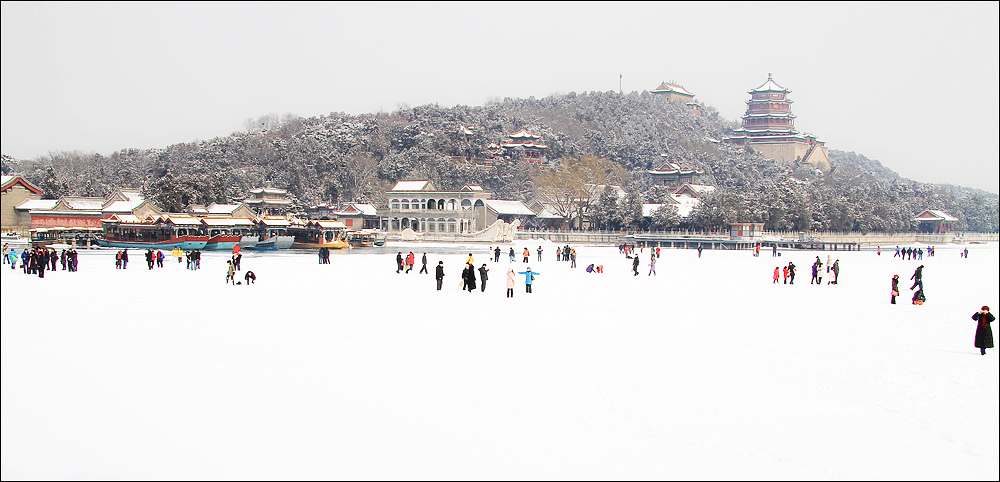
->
334, 203, 378, 217
14, 199, 59, 211
648, 162, 703, 175
1, 175, 44, 195
258, 217, 291, 227
460, 125, 474, 135
750, 73, 790, 93
103, 214, 148, 224
508, 129, 541, 139
102, 199, 149, 213
391, 180, 435, 191
57, 197, 106, 211
674, 183, 715, 194
501, 141, 548, 149
650, 81, 695, 97
462, 185, 484, 192
913, 210, 958, 222
484, 200, 536, 216
205, 203, 244, 215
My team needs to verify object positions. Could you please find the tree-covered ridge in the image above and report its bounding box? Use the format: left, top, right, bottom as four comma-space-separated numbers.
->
1, 90, 996, 232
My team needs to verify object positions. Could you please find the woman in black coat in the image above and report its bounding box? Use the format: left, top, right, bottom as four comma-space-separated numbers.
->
973, 306, 994, 355
463, 263, 477, 292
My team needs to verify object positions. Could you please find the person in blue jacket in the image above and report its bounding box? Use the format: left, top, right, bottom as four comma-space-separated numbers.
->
517, 267, 540, 293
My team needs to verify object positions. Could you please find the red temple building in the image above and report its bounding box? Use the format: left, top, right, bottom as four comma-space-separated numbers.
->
500, 129, 549, 163
724, 74, 830, 172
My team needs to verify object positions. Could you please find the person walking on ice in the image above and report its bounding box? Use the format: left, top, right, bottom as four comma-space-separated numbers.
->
505, 269, 516, 298
537, 246, 543, 262
773, 267, 780, 284
973, 306, 994, 355
419, 253, 428, 274
435, 261, 445, 290
632, 255, 640, 276
518, 267, 540, 293
648, 253, 656, 276
910, 265, 924, 291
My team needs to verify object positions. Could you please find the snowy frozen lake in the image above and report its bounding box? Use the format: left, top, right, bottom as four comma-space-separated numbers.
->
2, 241, 998, 479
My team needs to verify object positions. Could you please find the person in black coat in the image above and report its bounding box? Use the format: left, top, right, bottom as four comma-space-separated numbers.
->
910, 265, 924, 291
435, 261, 445, 290
973, 306, 994, 355
890, 275, 900, 304
396, 252, 403, 273
478, 263, 489, 292
463, 263, 477, 292
419, 253, 428, 274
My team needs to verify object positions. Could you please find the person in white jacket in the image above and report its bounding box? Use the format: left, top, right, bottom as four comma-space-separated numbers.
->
506, 269, 517, 298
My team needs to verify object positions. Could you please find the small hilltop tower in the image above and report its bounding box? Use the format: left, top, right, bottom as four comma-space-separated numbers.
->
724, 74, 830, 172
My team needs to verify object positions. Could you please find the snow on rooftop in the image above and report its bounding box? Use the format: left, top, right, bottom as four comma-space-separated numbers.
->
392, 180, 431, 191
508, 129, 541, 139
258, 217, 291, 227
14, 199, 59, 211
750, 73, 789, 93
206, 203, 243, 215
62, 198, 105, 211
670, 193, 701, 217
103, 200, 145, 212
484, 200, 535, 216
651, 81, 695, 96
915, 210, 958, 222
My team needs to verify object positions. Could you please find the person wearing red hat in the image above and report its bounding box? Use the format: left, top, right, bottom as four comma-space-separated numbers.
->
973, 306, 994, 355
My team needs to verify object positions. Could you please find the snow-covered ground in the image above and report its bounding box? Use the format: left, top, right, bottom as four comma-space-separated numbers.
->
2, 241, 997, 480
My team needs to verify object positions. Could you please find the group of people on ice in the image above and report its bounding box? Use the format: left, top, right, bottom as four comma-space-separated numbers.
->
770, 256, 839, 285
395, 251, 428, 274
892, 245, 934, 260
7, 246, 78, 277
428, 251, 540, 297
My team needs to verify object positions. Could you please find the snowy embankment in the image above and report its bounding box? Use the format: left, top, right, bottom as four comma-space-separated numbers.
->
2, 241, 997, 479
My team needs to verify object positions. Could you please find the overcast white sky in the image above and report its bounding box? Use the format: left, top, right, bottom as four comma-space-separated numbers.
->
2, 2, 997, 193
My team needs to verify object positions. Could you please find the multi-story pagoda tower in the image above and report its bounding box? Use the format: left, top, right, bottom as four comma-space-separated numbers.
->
725, 74, 830, 172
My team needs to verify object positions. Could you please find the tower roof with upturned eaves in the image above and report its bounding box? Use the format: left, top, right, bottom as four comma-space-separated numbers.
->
651, 81, 695, 97
750, 73, 790, 93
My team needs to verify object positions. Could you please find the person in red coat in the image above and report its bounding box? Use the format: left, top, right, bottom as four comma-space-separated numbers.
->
973, 306, 994, 355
